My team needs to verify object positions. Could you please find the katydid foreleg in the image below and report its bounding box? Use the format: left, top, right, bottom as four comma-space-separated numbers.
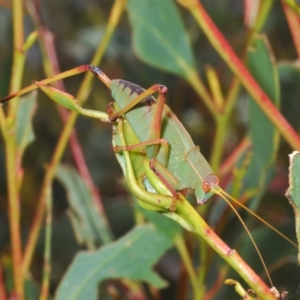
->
96, 69, 170, 164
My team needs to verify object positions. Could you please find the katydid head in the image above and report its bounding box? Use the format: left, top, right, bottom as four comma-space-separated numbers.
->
202, 174, 220, 193
195, 174, 220, 205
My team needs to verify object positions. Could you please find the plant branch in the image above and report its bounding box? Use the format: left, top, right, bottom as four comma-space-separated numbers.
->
175, 198, 278, 300
5, 0, 27, 297
281, 0, 300, 58
178, 0, 300, 150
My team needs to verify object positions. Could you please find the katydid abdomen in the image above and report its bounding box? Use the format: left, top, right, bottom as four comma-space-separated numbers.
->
109, 79, 219, 203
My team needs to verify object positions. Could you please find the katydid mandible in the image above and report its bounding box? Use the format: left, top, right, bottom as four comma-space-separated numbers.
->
0, 64, 220, 204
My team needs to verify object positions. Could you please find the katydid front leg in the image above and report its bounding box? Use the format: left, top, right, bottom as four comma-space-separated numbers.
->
92, 65, 170, 163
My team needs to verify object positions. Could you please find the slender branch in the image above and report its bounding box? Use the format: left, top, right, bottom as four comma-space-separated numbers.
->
178, 0, 300, 150
5, 0, 27, 297
174, 235, 201, 299
175, 199, 278, 300
39, 187, 52, 300
281, 0, 300, 58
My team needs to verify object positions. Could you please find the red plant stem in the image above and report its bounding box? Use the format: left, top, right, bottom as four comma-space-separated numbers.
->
0, 263, 7, 300
179, 0, 300, 150
281, 0, 300, 58
219, 137, 251, 177
177, 199, 277, 300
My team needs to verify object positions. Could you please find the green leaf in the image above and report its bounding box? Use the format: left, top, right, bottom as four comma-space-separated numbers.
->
2, 257, 40, 299
16, 91, 37, 154
55, 224, 173, 300
243, 34, 280, 206
56, 165, 112, 247
286, 151, 300, 262
278, 62, 300, 131
127, 0, 196, 78
142, 209, 183, 239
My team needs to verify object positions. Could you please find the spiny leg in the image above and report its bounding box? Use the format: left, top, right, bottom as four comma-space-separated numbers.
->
0, 65, 107, 104
104, 83, 169, 164
105, 84, 168, 123
92, 64, 171, 167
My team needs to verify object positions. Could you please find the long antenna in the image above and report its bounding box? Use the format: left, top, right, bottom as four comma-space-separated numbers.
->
219, 189, 297, 248
216, 190, 274, 288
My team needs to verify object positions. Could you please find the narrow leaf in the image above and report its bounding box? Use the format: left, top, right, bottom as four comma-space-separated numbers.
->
16, 91, 37, 154
278, 62, 300, 131
55, 224, 173, 300
243, 34, 280, 205
286, 151, 300, 263
56, 165, 112, 247
127, 0, 196, 78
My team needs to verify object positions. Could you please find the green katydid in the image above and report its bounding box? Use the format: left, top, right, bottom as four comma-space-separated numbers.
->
1, 65, 297, 296
0, 64, 296, 247
1, 64, 219, 204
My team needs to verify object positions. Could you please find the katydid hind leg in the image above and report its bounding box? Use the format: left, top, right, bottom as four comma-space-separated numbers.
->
147, 159, 179, 197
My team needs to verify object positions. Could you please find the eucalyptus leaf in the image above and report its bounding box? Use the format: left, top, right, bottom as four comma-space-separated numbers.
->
55, 224, 173, 300
127, 0, 196, 78
278, 62, 300, 131
56, 165, 112, 248
16, 91, 37, 154
243, 34, 280, 206
286, 151, 300, 263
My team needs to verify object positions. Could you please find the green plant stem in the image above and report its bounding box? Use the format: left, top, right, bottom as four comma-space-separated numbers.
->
5, 138, 23, 296
197, 237, 207, 288
178, 0, 300, 150
174, 234, 201, 300
175, 199, 277, 300
22, 0, 128, 275
186, 69, 218, 117
4, 0, 27, 298
39, 187, 52, 300
209, 115, 228, 172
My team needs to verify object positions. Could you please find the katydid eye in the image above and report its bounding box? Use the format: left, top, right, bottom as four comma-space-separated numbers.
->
202, 181, 211, 193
